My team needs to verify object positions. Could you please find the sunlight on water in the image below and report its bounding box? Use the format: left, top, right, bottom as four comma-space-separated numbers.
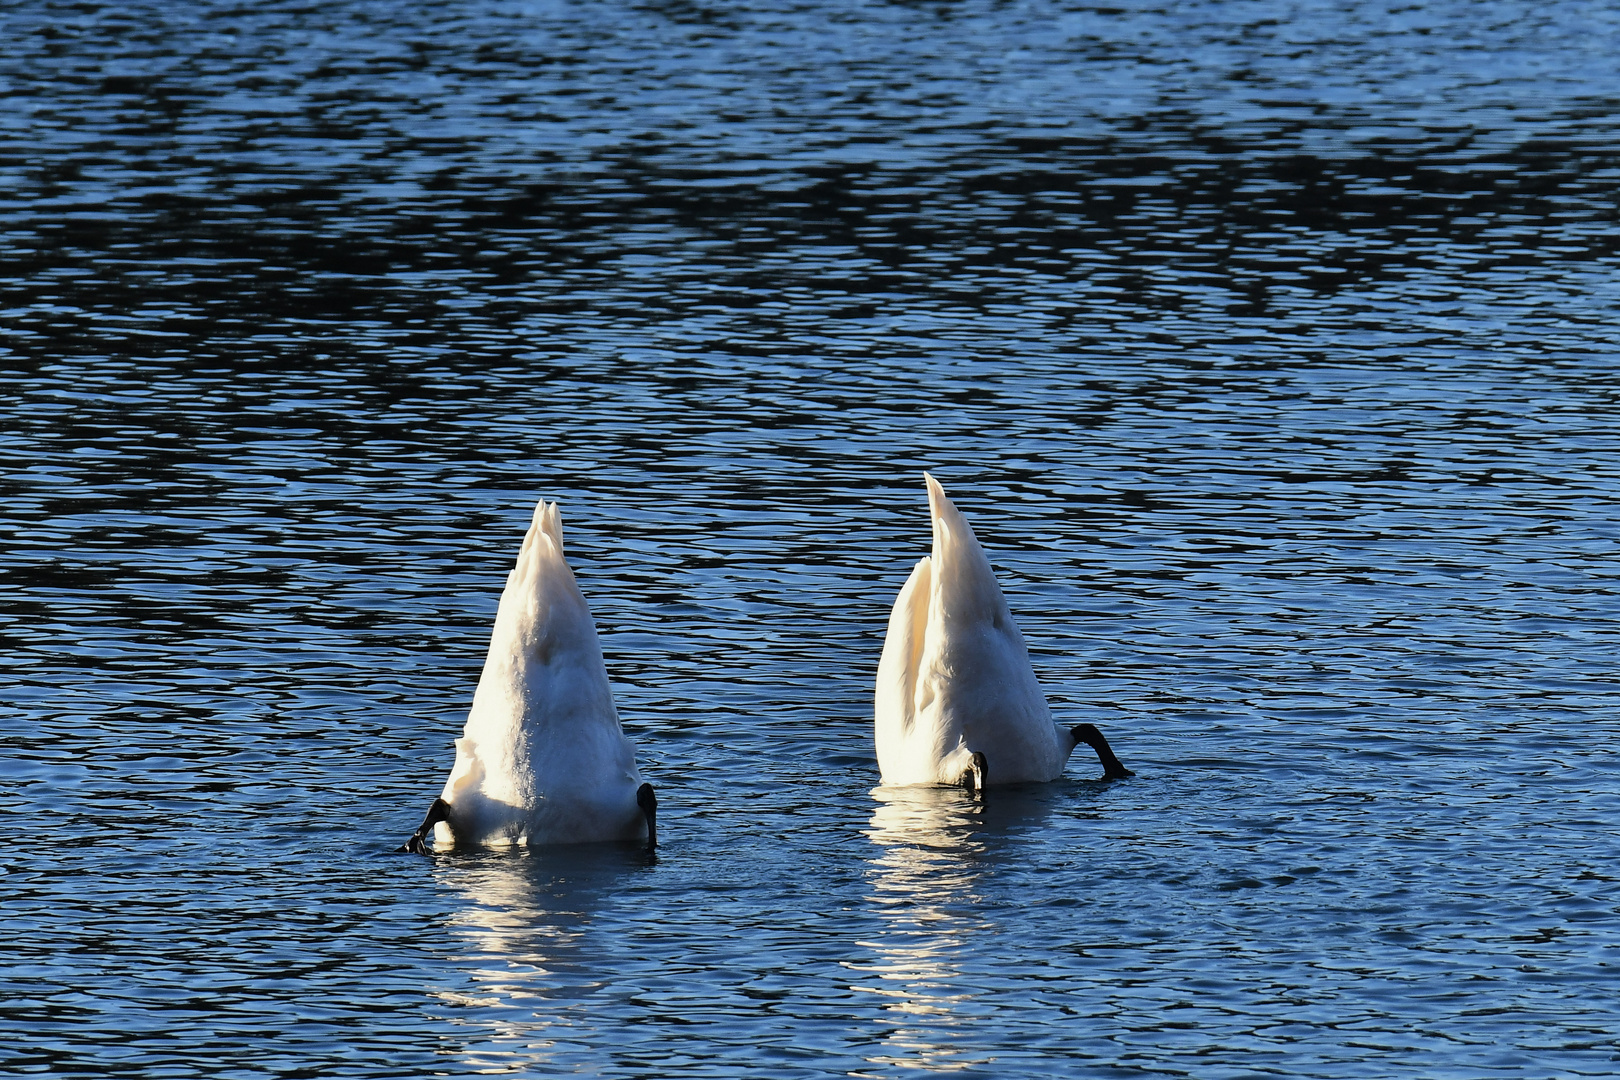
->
433, 849, 656, 1075
858, 789, 1012, 1073
4, 0, 1620, 1076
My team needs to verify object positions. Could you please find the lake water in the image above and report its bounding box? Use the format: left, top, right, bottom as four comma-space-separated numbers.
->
5, 0, 1620, 1076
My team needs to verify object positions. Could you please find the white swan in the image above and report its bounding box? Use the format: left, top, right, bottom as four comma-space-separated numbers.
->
403, 499, 655, 852
874, 474, 1129, 789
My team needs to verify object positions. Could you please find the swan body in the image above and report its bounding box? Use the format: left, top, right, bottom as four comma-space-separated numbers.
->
875, 474, 1128, 787
404, 499, 654, 851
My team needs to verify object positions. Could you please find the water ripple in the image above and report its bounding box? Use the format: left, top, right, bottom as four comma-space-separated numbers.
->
5, 0, 1620, 1077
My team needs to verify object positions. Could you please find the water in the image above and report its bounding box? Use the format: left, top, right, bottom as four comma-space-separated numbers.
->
5, 0, 1620, 1075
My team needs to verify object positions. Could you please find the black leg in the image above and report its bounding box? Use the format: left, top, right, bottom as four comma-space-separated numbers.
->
400, 798, 451, 853
1071, 723, 1132, 780
637, 782, 658, 850
959, 751, 988, 796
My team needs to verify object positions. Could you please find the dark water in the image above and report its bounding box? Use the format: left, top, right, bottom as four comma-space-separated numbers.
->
5, 0, 1620, 1075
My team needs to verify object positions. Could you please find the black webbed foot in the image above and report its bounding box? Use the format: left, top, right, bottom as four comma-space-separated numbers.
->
636, 782, 658, 851
1071, 723, 1132, 780
400, 798, 451, 854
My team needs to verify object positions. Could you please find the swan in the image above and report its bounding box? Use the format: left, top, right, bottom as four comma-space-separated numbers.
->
874, 473, 1130, 790
402, 498, 656, 853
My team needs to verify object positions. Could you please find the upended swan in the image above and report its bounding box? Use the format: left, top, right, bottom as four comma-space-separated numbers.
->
402, 499, 656, 853
874, 474, 1130, 790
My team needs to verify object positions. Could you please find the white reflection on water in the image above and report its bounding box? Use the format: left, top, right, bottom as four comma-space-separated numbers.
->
430, 846, 650, 1074
855, 785, 1059, 1072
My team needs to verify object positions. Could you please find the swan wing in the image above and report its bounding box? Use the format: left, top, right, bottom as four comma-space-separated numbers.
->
875, 554, 932, 783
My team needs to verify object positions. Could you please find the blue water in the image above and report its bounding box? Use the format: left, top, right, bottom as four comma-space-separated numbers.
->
5, 0, 1620, 1076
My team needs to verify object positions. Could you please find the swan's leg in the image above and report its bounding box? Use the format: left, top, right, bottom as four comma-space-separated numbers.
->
959, 751, 988, 795
636, 783, 658, 850
1071, 724, 1132, 780
400, 798, 451, 854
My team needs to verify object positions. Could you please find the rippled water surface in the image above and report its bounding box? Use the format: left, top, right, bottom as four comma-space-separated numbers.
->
6, 0, 1620, 1076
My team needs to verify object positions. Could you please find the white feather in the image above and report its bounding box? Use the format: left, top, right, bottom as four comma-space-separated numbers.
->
432, 500, 647, 846
874, 474, 1076, 786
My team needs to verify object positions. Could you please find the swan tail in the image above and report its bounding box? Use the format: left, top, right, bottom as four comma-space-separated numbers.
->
920, 475, 1066, 782
924, 472, 1013, 628
463, 498, 624, 808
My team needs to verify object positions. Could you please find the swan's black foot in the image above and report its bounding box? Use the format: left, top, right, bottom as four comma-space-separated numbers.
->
959, 751, 988, 796
400, 798, 451, 854
636, 782, 658, 851
1071, 723, 1132, 780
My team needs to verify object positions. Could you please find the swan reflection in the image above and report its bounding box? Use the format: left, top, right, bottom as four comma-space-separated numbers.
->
429, 845, 651, 1073
855, 784, 1058, 1071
